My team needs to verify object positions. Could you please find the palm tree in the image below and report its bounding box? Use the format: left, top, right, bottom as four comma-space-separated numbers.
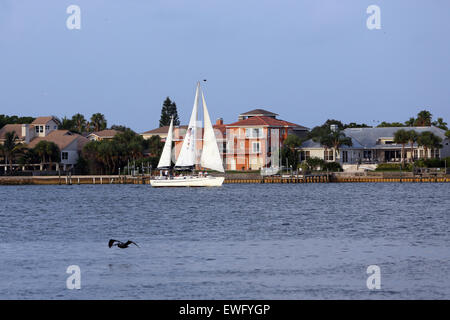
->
318, 130, 352, 162
405, 117, 415, 127
90, 113, 107, 132
432, 117, 448, 130
417, 131, 442, 159
414, 110, 432, 126
34, 141, 60, 169
2, 131, 24, 172
393, 129, 410, 166
72, 113, 87, 133
407, 130, 418, 162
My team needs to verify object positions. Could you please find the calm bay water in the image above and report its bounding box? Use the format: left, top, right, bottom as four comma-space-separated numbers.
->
0, 183, 449, 299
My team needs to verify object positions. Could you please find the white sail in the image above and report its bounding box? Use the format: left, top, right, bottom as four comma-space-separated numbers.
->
175, 83, 199, 168
157, 117, 173, 169
200, 90, 224, 172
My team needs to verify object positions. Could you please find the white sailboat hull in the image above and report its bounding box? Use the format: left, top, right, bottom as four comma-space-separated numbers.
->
150, 176, 225, 187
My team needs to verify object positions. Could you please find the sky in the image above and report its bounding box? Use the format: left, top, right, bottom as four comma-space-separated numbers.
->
1, 0, 450, 132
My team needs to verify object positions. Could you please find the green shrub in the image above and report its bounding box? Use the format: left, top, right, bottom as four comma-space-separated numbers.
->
414, 157, 449, 168
322, 162, 342, 172
375, 163, 412, 171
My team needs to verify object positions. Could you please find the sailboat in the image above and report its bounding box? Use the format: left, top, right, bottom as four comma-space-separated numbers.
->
150, 82, 225, 187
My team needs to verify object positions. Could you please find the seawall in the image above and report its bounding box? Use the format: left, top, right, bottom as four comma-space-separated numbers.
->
1, 174, 449, 185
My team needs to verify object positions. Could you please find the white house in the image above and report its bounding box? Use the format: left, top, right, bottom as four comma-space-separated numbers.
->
1, 116, 88, 171
299, 126, 450, 167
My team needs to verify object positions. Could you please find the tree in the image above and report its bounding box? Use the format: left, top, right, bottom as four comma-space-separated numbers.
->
281, 134, 304, 169
417, 131, 442, 159
145, 135, 164, 157
414, 110, 432, 126
1, 131, 25, 172
446, 130, 450, 139
72, 113, 87, 133
81, 129, 158, 174
159, 97, 180, 127
0, 115, 35, 129
317, 130, 352, 162
405, 117, 415, 127
406, 130, 418, 162
393, 129, 410, 166
308, 119, 345, 140
90, 113, 107, 132
432, 117, 448, 130
304, 157, 325, 171
345, 122, 370, 128
377, 121, 405, 128
110, 125, 130, 132
59, 116, 75, 131
33, 141, 60, 168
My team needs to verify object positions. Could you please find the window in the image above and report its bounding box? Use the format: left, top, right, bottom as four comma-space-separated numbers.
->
54, 126, 57, 129
342, 151, 348, 163
45, 125, 49, 131
39, 126, 43, 133
300, 151, 310, 161
324, 150, 334, 161
62, 152, 68, 160
432, 149, 440, 159
252, 142, 260, 153
414, 150, 418, 160
419, 150, 424, 158
35, 126, 39, 133
363, 150, 372, 159
245, 128, 262, 138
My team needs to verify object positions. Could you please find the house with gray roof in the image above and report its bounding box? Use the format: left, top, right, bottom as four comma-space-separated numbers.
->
298, 126, 450, 166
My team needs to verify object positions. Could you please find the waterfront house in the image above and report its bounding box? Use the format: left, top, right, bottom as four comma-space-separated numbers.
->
0, 116, 87, 171
27, 130, 88, 170
0, 116, 60, 145
224, 109, 308, 170
87, 129, 119, 141
298, 126, 450, 170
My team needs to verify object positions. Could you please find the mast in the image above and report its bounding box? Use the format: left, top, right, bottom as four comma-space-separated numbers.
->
156, 117, 174, 169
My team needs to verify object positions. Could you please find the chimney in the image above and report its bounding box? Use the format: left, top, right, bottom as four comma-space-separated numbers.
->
216, 118, 223, 125
21, 124, 30, 144
330, 124, 338, 132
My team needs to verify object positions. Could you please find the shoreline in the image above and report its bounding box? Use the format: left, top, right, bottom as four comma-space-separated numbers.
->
1, 174, 449, 185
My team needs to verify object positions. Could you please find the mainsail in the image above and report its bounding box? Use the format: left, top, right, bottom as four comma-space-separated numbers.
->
156, 117, 173, 169
200, 91, 224, 172
175, 83, 199, 168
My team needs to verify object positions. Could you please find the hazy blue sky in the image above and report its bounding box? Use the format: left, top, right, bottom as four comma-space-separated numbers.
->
1, 0, 449, 132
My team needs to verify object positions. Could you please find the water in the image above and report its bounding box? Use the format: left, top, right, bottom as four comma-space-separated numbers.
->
0, 183, 449, 299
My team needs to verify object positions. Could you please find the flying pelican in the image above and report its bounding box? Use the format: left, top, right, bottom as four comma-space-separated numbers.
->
108, 239, 139, 249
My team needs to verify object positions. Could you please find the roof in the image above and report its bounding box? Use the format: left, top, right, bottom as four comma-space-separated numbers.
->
227, 116, 308, 130
300, 126, 447, 150
239, 109, 278, 117
27, 130, 88, 151
301, 137, 364, 149
0, 124, 26, 140
343, 126, 447, 149
31, 116, 59, 125
88, 129, 119, 138
141, 126, 171, 134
